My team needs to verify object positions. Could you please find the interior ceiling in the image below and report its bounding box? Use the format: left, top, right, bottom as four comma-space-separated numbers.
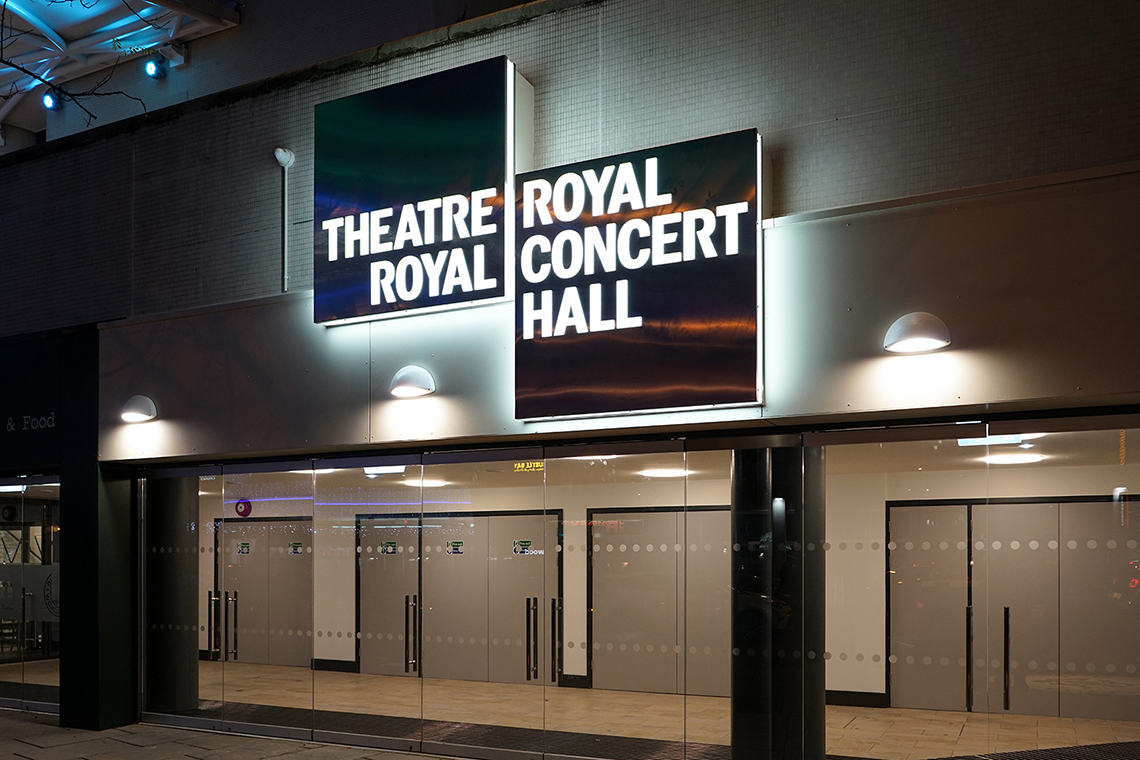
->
826, 429, 1135, 475
196, 430, 1138, 495
0, 0, 238, 133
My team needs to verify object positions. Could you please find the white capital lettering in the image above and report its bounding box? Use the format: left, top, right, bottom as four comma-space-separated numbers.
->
617, 218, 651, 270
420, 250, 449, 297
370, 208, 394, 254
588, 282, 615, 332
521, 235, 552, 284
551, 229, 584, 280
584, 223, 617, 276
644, 157, 673, 207
344, 212, 368, 258
682, 208, 717, 260
394, 204, 423, 250
417, 198, 442, 245
607, 162, 644, 214
522, 290, 553, 339
522, 179, 553, 228
321, 218, 343, 261
442, 194, 470, 242
473, 244, 497, 290
470, 188, 498, 236
582, 166, 615, 217
716, 201, 749, 256
554, 287, 589, 337
371, 260, 396, 304
615, 279, 642, 330
651, 212, 683, 265
396, 255, 424, 301
442, 248, 473, 295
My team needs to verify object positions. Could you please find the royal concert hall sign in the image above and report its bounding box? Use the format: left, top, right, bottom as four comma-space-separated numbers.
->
314, 58, 761, 419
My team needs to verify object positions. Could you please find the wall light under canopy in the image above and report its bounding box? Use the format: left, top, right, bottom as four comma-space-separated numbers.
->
390, 365, 436, 398
883, 312, 951, 353
121, 395, 158, 423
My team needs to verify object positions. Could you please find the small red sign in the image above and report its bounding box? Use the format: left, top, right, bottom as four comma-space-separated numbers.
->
235, 499, 252, 518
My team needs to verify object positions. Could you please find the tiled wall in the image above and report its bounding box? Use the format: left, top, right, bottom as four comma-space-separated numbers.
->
2, 0, 1138, 337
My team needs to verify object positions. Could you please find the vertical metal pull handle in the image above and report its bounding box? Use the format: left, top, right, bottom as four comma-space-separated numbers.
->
404, 595, 412, 673
223, 591, 230, 661
965, 605, 973, 711
532, 596, 539, 680
1003, 606, 1011, 711
551, 598, 558, 683
207, 591, 216, 658
232, 590, 239, 660
525, 598, 534, 681
20, 587, 28, 653
411, 594, 418, 673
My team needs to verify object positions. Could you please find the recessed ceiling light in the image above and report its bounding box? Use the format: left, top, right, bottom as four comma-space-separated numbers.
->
982, 453, 1045, 465
403, 479, 448, 488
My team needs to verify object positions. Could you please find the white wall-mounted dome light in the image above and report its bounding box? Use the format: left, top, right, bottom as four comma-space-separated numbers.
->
883, 312, 952, 353
390, 365, 436, 398
121, 395, 158, 423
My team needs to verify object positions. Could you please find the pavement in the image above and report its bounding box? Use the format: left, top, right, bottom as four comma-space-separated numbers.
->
0, 710, 423, 760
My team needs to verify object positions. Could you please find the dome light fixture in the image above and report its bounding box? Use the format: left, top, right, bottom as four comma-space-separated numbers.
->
390, 365, 436, 398
884, 312, 952, 353
121, 395, 158, 423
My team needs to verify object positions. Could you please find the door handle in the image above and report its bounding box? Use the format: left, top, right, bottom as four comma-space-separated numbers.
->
20, 587, 29, 652
965, 605, 973, 712
550, 597, 559, 683
223, 591, 229, 661
532, 596, 540, 680
1003, 606, 1011, 711
405, 595, 419, 673
207, 590, 220, 659
526, 598, 534, 681
411, 594, 419, 673
224, 591, 239, 661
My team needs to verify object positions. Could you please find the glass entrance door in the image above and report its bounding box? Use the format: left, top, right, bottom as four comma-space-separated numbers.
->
419, 455, 551, 759
313, 460, 424, 750
0, 478, 60, 710
217, 467, 315, 738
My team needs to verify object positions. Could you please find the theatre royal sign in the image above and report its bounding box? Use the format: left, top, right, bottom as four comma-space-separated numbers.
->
314, 57, 762, 419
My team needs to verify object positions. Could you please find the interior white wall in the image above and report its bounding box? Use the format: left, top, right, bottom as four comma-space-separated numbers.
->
824, 472, 887, 693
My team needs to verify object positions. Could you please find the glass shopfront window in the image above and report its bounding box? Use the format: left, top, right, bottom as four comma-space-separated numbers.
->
824, 427, 1140, 759
0, 477, 61, 710
139, 425, 1140, 760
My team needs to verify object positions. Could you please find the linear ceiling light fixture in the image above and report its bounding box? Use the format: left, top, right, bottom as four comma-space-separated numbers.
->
883, 312, 952, 353
390, 365, 436, 398
121, 394, 158, 423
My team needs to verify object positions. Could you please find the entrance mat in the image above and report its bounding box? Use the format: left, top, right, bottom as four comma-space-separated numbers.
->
174, 701, 731, 760
829, 742, 1140, 760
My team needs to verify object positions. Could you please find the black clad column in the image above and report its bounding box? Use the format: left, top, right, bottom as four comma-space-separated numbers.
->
731, 445, 825, 760
59, 327, 137, 729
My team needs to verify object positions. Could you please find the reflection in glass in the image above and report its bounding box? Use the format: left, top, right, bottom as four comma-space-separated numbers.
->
0, 482, 60, 706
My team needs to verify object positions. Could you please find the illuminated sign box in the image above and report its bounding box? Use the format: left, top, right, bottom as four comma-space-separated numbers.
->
514, 130, 761, 418
313, 57, 530, 325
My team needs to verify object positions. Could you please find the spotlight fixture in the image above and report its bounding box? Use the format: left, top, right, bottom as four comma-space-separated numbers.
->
144, 57, 166, 79
390, 365, 436, 398
120, 394, 158, 423
42, 89, 62, 110
883, 312, 951, 353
